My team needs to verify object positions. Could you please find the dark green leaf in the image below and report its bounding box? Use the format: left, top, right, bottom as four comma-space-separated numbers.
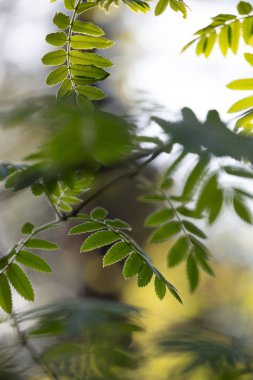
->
186, 256, 199, 292
233, 195, 252, 224
168, 236, 189, 267
151, 221, 181, 243
237, 1, 253, 15
103, 241, 132, 266
25, 239, 59, 250
137, 264, 153, 287
182, 156, 210, 199
224, 165, 253, 178
69, 221, 104, 235
7, 263, 34, 301
105, 219, 132, 230
154, 276, 166, 300
138, 194, 165, 203
21, 222, 35, 234
144, 208, 174, 227
90, 207, 108, 220
16, 251, 52, 273
76, 85, 107, 100
0, 274, 12, 314
81, 230, 119, 252
123, 253, 144, 278
182, 220, 207, 239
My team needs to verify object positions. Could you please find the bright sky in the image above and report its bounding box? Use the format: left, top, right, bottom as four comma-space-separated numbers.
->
118, 0, 253, 121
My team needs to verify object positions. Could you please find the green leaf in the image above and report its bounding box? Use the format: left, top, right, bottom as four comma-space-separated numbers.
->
224, 166, 253, 178
7, 263, 34, 301
81, 230, 119, 252
46, 32, 67, 47
53, 12, 70, 29
242, 16, 253, 44
230, 21, 240, 54
90, 207, 108, 220
204, 31, 217, 58
151, 221, 181, 243
137, 264, 153, 287
70, 35, 114, 50
103, 241, 132, 266
186, 256, 199, 292
105, 219, 132, 230
138, 194, 165, 203
208, 188, 223, 224
227, 78, 253, 90
228, 96, 253, 113
71, 64, 109, 83
76, 2, 98, 14
64, 0, 76, 10
144, 208, 174, 227
46, 66, 68, 86
181, 38, 198, 53
76, 85, 107, 100
182, 220, 207, 239
177, 206, 202, 219
233, 195, 252, 224
237, 1, 253, 15
219, 25, 230, 56
154, 276, 166, 300
123, 252, 144, 278
196, 174, 218, 213
168, 236, 189, 267
155, 0, 169, 16
72, 21, 104, 36
16, 251, 52, 273
21, 222, 35, 234
244, 53, 253, 66
57, 79, 74, 100
69, 51, 113, 68
196, 36, 207, 56
194, 249, 214, 276
41, 50, 67, 66
25, 238, 59, 250
31, 183, 44, 196
0, 274, 12, 314
182, 156, 210, 199
69, 221, 104, 235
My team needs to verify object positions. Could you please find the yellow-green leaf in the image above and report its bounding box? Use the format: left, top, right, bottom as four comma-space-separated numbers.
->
227, 78, 253, 90
0, 274, 12, 314
46, 66, 68, 86
228, 95, 253, 113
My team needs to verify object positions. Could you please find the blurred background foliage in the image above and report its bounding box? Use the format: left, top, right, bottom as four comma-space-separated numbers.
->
1, 0, 253, 379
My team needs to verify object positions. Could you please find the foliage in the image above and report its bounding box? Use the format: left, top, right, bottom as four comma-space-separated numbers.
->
183, 0, 253, 133
0, 0, 253, 321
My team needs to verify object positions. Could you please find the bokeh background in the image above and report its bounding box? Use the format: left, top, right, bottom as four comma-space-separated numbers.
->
1, 0, 253, 379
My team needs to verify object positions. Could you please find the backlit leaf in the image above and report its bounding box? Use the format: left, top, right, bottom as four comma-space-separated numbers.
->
70, 35, 114, 50
46, 66, 68, 86
16, 251, 52, 273
46, 32, 67, 47
53, 12, 70, 29
42, 50, 67, 66
228, 96, 253, 113
69, 221, 104, 235
90, 207, 108, 220
0, 274, 12, 314
137, 264, 153, 287
103, 241, 132, 266
144, 208, 174, 227
25, 238, 59, 250
81, 230, 119, 252
123, 253, 143, 278
7, 263, 34, 301
72, 21, 104, 36
76, 85, 107, 100
154, 276, 166, 300
168, 236, 189, 267
69, 51, 113, 68
151, 221, 181, 243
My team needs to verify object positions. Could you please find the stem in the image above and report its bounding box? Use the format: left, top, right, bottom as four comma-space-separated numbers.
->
66, 0, 82, 91
69, 144, 170, 217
